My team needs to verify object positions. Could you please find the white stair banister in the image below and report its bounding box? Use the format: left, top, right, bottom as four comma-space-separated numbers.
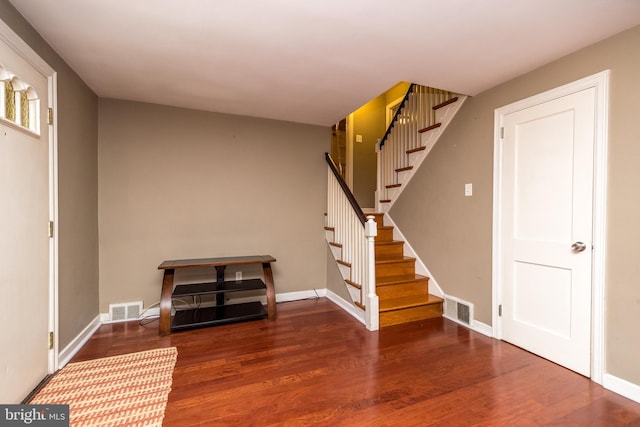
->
377, 84, 465, 210
325, 153, 379, 331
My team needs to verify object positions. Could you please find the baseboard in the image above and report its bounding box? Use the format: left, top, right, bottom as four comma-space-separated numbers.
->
58, 315, 101, 368
99, 289, 326, 324
324, 289, 365, 325
100, 310, 158, 324
603, 374, 640, 404
315, 288, 328, 297
276, 290, 323, 303
443, 314, 493, 337
470, 320, 493, 337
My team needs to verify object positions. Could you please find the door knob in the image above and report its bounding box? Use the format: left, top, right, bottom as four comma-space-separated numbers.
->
571, 241, 587, 252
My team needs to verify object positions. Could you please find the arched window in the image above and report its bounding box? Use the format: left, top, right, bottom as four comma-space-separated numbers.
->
0, 63, 40, 134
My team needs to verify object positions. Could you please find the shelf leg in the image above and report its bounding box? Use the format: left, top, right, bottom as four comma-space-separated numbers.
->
159, 268, 174, 336
262, 262, 277, 320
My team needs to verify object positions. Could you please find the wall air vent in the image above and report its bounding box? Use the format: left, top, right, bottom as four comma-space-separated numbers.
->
444, 296, 472, 326
109, 301, 143, 321
457, 302, 470, 325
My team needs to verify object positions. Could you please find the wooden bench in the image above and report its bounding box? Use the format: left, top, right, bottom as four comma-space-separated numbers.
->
157, 255, 276, 335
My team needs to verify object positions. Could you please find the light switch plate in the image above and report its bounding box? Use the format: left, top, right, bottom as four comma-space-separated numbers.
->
465, 183, 473, 196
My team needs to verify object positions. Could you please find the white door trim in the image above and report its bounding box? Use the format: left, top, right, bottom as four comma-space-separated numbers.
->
385, 94, 405, 129
346, 113, 354, 190
0, 18, 59, 373
492, 70, 609, 384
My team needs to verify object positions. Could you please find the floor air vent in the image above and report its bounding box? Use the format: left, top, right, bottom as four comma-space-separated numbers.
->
444, 296, 472, 325
109, 301, 143, 321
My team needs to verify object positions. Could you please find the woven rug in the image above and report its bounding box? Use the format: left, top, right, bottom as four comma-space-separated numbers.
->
31, 347, 177, 427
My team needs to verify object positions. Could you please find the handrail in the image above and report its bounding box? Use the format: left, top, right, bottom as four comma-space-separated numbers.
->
379, 83, 416, 149
325, 152, 366, 225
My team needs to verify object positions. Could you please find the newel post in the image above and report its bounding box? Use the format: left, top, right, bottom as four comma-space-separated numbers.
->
364, 215, 379, 331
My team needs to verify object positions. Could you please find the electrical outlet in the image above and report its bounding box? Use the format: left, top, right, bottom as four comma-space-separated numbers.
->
465, 183, 473, 197
235, 271, 242, 281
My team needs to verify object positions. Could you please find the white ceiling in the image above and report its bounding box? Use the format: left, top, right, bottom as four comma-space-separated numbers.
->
8, 0, 640, 126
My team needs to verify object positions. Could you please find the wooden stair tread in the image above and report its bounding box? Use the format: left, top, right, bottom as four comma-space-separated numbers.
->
376, 274, 429, 286
329, 241, 342, 248
433, 96, 459, 110
345, 279, 361, 289
376, 256, 415, 265
395, 166, 413, 172
379, 294, 443, 312
418, 123, 442, 134
374, 240, 404, 247
385, 183, 401, 189
406, 146, 426, 154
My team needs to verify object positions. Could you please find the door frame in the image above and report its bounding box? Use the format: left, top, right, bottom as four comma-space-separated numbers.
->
0, 18, 59, 372
492, 71, 609, 383
385, 94, 405, 129
346, 112, 354, 190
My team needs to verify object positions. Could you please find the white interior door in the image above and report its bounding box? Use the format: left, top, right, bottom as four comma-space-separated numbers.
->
497, 87, 596, 377
0, 35, 52, 402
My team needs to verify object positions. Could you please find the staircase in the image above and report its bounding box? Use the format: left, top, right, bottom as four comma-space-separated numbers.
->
325, 83, 466, 330
370, 213, 443, 327
377, 85, 466, 212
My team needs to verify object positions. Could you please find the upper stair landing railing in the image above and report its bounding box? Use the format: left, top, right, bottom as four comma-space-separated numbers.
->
325, 153, 379, 331
376, 84, 463, 212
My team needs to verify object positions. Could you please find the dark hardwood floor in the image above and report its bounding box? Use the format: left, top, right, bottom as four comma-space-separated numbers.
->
72, 298, 640, 426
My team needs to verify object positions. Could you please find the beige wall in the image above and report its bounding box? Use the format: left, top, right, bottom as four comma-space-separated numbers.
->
326, 247, 352, 302
390, 25, 640, 384
98, 99, 329, 312
0, 1, 100, 348
351, 82, 411, 208
352, 95, 385, 208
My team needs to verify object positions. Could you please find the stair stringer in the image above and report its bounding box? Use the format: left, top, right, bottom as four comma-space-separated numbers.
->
382, 213, 444, 299
379, 95, 468, 213
324, 227, 367, 324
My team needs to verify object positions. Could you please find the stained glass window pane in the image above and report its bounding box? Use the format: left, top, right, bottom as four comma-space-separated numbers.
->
5, 80, 15, 121
20, 91, 28, 128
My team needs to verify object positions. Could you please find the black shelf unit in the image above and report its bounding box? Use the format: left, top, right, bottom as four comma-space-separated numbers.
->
171, 279, 267, 331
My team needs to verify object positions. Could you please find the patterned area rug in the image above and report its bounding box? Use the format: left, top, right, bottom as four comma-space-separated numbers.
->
30, 347, 177, 427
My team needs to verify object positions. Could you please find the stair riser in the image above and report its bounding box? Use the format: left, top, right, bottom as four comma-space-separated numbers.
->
380, 303, 443, 327
375, 228, 394, 242
375, 243, 404, 261
377, 280, 429, 299
376, 260, 416, 280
